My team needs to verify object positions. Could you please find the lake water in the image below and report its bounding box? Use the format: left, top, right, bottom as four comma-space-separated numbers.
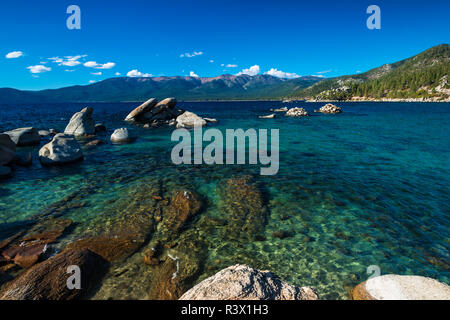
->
0, 101, 449, 299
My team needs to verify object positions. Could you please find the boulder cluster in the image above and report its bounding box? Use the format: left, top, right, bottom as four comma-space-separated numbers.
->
125, 97, 214, 128
316, 103, 343, 114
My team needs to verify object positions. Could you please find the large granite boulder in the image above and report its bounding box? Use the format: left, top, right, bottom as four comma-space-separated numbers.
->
38, 134, 84, 166
352, 274, 450, 300
319, 103, 343, 114
110, 128, 136, 143
0, 248, 108, 300
3, 127, 40, 146
179, 264, 318, 300
0, 133, 16, 165
124, 97, 183, 126
125, 98, 159, 122
176, 111, 207, 128
64, 107, 95, 136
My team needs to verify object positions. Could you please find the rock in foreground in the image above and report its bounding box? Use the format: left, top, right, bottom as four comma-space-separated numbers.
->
64, 107, 95, 136
285, 107, 309, 117
179, 264, 318, 300
352, 274, 450, 300
319, 103, 343, 114
125, 97, 182, 126
0, 249, 108, 300
110, 128, 136, 143
39, 134, 84, 166
4, 127, 40, 146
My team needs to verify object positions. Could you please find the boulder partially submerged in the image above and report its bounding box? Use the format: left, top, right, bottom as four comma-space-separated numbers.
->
180, 264, 318, 300
352, 274, 450, 300
176, 111, 207, 128
64, 107, 95, 136
38, 134, 84, 166
285, 107, 309, 117
318, 103, 343, 114
110, 128, 136, 143
4, 127, 40, 146
259, 114, 275, 119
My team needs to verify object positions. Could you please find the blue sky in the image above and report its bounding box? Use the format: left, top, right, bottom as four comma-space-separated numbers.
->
0, 0, 448, 90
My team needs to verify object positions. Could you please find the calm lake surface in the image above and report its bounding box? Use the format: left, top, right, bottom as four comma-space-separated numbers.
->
0, 101, 449, 299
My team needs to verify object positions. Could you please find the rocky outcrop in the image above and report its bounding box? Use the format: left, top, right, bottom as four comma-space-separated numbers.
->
0, 134, 16, 165
352, 274, 450, 300
176, 111, 207, 128
318, 103, 343, 114
3, 127, 40, 146
64, 107, 95, 136
84, 139, 105, 147
285, 107, 309, 117
38, 134, 84, 166
180, 264, 318, 300
110, 128, 136, 143
0, 248, 108, 300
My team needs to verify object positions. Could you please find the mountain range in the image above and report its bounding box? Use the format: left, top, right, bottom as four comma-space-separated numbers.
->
0, 44, 448, 103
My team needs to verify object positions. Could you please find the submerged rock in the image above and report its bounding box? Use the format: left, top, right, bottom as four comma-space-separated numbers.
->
0, 134, 16, 165
176, 111, 207, 128
64, 107, 95, 136
159, 190, 202, 238
180, 264, 318, 300
352, 274, 450, 300
319, 103, 343, 114
4, 127, 40, 146
39, 134, 84, 166
13, 152, 32, 167
285, 107, 309, 117
85, 139, 105, 147
0, 248, 108, 300
110, 128, 136, 143
220, 177, 267, 241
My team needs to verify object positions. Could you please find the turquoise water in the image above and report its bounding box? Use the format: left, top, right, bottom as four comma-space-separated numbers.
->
0, 101, 449, 299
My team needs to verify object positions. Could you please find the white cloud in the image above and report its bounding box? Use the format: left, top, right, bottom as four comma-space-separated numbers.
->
89, 80, 96, 83
236, 65, 260, 76
189, 71, 199, 78
225, 64, 237, 68
209, 60, 214, 63
180, 51, 203, 58
126, 69, 152, 77
316, 69, 331, 74
27, 65, 51, 74
83, 61, 115, 69
265, 68, 300, 79
6, 51, 23, 59
65, 69, 75, 72
115, 72, 121, 76
49, 55, 86, 67
91, 72, 102, 75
